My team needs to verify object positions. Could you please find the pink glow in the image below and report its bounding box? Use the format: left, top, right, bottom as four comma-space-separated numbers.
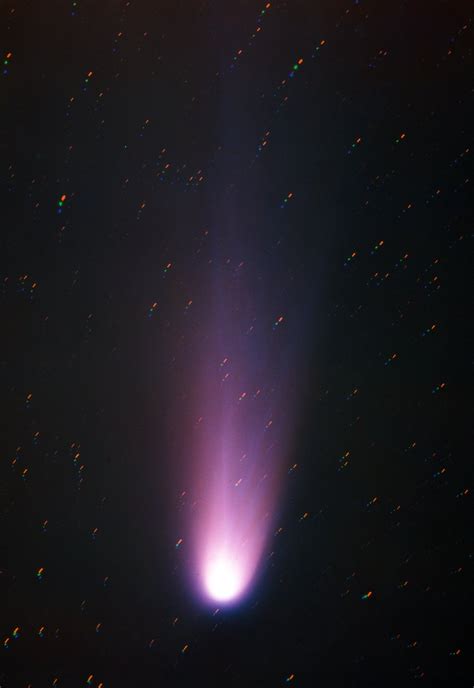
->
196, 454, 273, 604
189, 335, 290, 605
177, 220, 303, 606
196, 471, 275, 604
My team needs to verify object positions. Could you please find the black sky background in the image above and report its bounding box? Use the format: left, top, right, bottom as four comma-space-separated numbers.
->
1, 1, 473, 686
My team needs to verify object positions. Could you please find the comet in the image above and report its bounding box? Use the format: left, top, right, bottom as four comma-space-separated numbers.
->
185, 231, 302, 607
196, 456, 272, 605
177, 91, 307, 607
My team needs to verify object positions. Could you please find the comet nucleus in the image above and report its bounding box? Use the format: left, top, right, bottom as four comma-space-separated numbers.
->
204, 551, 243, 602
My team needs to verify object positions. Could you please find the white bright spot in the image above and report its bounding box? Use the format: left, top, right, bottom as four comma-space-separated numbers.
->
205, 553, 243, 602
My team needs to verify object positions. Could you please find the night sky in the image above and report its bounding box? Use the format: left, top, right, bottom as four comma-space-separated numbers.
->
1, 1, 473, 686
